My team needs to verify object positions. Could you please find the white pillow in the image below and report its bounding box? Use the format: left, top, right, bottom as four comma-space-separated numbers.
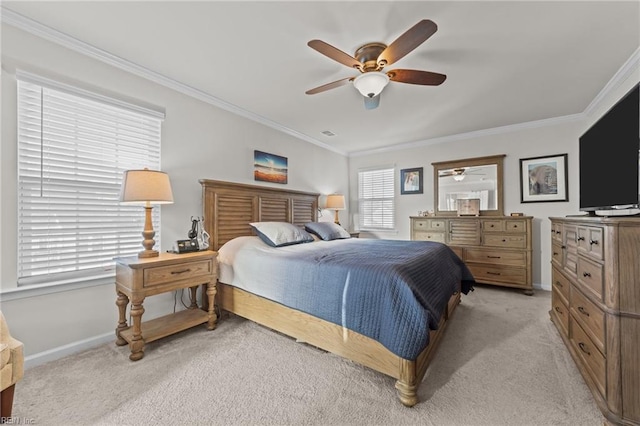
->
249, 222, 314, 247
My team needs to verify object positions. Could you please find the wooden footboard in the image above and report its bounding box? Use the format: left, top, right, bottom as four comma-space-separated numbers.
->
217, 282, 461, 406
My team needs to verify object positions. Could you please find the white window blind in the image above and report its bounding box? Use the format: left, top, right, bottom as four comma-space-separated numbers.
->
358, 167, 395, 230
17, 76, 164, 286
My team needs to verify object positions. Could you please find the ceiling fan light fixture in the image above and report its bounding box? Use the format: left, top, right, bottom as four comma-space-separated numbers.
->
353, 72, 389, 98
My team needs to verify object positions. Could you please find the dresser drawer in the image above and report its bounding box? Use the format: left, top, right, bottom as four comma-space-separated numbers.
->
482, 234, 526, 249
482, 219, 505, 232
506, 220, 526, 232
552, 288, 569, 337
465, 248, 526, 267
552, 267, 570, 303
577, 257, 604, 301
570, 285, 605, 354
466, 264, 526, 286
577, 226, 604, 261
413, 231, 445, 243
143, 259, 214, 287
570, 319, 606, 398
413, 219, 446, 231
551, 242, 563, 268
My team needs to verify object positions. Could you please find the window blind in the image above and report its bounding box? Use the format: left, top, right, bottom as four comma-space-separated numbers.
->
358, 167, 395, 230
17, 77, 163, 286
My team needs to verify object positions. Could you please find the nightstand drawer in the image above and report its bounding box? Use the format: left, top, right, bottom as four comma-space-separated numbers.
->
144, 259, 214, 287
465, 248, 526, 267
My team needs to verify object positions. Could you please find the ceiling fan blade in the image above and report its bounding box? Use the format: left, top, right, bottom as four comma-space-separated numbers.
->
305, 77, 354, 95
364, 95, 380, 110
377, 19, 438, 67
308, 40, 364, 70
387, 69, 446, 85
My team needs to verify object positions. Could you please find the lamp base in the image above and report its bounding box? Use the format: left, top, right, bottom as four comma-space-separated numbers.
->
138, 249, 159, 258
333, 210, 341, 226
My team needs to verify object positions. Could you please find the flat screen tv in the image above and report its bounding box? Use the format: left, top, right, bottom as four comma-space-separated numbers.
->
579, 83, 640, 214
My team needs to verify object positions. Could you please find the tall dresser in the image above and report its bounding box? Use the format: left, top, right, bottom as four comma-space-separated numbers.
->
549, 216, 640, 425
410, 216, 533, 294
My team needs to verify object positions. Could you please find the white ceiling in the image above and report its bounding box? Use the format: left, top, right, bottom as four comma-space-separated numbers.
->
3, 1, 639, 155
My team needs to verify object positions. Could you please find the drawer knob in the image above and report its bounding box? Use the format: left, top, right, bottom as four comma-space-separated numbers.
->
555, 281, 563, 288
553, 252, 559, 256
171, 269, 192, 275
561, 245, 566, 249
487, 271, 501, 276
577, 236, 585, 241
554, 306, 563, 314
578, 342, 591, 356
502, 239, 506, 242
487, 255, 501, 259
583, 272, 592, 278
577, 306, 590, 317
589, 239, 599, 245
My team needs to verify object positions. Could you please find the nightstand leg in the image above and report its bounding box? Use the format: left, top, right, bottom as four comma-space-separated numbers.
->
129, 298, 145, 361
115, 291, 129, 346
206, 282, 217, 330
189, 286, 198, 309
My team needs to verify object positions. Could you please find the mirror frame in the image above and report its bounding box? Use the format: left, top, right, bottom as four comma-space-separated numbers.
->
432, 154, 506, 217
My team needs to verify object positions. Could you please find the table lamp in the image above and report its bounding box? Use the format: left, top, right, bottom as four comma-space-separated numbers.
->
119, 168, 174, 258
325, 194, 346, 226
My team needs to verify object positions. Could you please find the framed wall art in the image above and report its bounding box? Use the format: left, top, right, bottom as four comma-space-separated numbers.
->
254, 150, 288, 184
400, 167, 423, 195
519, 153, 568, 203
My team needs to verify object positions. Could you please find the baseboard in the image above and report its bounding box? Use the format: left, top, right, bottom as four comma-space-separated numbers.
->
24, 331, 113, 369
534, 282, 551, 292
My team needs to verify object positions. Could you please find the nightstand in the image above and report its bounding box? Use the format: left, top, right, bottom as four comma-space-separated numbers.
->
349, 232, 360, 238
114, 250, 217, 361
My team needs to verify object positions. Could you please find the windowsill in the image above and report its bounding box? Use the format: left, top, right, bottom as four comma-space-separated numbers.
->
0, 274, 114, 301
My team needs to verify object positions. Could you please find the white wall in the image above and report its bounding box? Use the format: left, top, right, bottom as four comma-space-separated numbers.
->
0, 25, 348, 359
349, 66, 639, 290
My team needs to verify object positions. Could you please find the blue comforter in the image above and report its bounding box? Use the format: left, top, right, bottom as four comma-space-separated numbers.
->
226, 238, 475, 360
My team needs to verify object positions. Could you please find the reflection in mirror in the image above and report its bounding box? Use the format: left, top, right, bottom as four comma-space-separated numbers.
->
438, 165, 498, 211
432, 154, 505, 216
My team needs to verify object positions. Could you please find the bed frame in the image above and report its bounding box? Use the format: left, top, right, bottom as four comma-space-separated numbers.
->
200, 179, 461, 406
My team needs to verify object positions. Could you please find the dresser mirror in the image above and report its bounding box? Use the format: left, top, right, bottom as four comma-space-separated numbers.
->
432, 154, 505, 216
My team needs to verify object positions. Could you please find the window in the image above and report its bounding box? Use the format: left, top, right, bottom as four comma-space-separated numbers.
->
358, 167, 395, 230
17, 72, 164, 286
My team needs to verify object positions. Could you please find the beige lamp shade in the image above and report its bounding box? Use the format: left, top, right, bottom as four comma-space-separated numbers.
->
325, 194, 345, 210
119, 169, 174, 204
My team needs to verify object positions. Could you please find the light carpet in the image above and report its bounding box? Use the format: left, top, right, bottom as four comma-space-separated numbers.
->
13, 285, 604, 425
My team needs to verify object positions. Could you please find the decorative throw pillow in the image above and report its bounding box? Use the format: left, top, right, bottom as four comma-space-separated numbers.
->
249, 222, 314, 247
305, 222, 351, 241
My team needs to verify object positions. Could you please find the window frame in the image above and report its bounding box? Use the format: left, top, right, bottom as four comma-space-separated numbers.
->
357, 166, 396, 231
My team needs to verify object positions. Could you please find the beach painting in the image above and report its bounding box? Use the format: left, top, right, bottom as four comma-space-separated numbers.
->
254, 150, 288, 184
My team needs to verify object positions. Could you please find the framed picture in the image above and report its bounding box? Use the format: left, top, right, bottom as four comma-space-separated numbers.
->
400, 167, 423, 195
254, 150, 288, 184
519, 153, 568, 203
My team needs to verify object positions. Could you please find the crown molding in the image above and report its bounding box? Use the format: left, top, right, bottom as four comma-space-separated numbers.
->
1, 7, 346, 156
583, 46, 640, 118
349, 113, 584, 157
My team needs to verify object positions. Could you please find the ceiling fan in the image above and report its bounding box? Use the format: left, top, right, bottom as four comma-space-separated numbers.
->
439, 167, 485, 181
305, 19, 446, 110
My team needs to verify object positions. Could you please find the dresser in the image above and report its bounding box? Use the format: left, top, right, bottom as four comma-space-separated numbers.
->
549, 216, 640, 425
410, 216, 533, 294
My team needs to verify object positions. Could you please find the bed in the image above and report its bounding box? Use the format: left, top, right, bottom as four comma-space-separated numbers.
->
200, 179, 474, 406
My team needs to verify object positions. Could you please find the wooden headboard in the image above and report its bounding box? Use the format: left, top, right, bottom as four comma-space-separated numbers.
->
200, 179, 319, 251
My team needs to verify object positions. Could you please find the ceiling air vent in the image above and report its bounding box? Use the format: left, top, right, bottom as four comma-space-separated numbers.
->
321, 130, 335, 137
